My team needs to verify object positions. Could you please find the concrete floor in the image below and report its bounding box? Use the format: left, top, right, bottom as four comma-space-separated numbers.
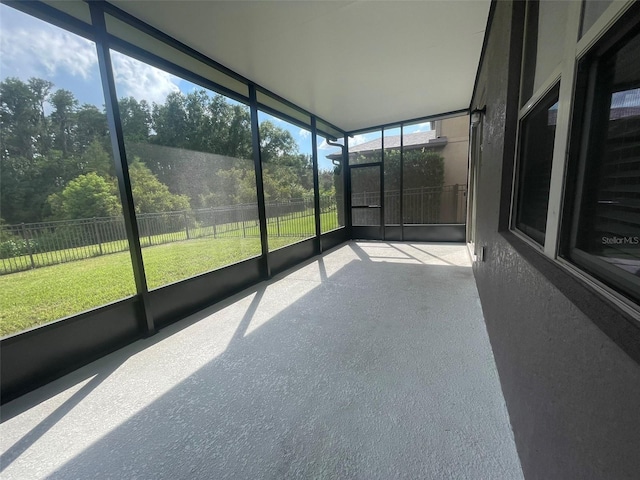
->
0, 241, 523, 479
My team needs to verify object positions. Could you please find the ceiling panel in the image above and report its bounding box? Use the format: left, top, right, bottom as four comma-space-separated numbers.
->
110, 0, 490, 132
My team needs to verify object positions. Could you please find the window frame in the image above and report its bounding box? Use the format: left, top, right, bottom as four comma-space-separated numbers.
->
511, 80, 561, 247
560, 2, 640, 311
510, 0, 640, 322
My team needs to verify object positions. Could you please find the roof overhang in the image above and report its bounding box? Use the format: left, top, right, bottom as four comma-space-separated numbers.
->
110, 0, 491, 133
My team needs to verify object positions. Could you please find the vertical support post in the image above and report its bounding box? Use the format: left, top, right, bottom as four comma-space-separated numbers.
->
311, 117, 322, 253
184, 210, 190, 239
400, 124, 404, 241
21, 223, 35, 269
380, 127, 385, 239
344, 135, 352, 237
249, 85, 270, 278
93, 217, 103, 255
89, 3, 154, 335
241, 207, 246, 238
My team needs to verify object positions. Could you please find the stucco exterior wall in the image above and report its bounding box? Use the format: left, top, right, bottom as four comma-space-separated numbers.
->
471, 2, 640, 479
439, 115, 469, 187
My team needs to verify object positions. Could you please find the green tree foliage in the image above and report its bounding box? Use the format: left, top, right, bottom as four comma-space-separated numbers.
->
118, 96, 150, 143
1, 76, 310, 226
49, 89, 77, 156
75, 104, 109, 151
128, 159, 190, 214
81, 140, 113, 178
1, 78, 112, 223
384, 149, 445, 191
48, 172, 120, 219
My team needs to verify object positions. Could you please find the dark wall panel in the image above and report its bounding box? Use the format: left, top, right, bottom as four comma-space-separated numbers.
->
384, 225, 402, 241
1, 298, 143, 403
269, 238, 316, 276
402, 225, 465, 242
320, 227, 348, 252
351, 226, 383, 240
472, 2, 640, 479
150, 258, 262, 329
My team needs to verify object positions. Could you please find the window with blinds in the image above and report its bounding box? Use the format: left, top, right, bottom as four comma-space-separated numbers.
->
564, 17, 640, 304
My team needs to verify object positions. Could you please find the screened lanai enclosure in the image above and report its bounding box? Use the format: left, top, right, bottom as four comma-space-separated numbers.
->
3, 1, 640, 480
0, 0, 476, 401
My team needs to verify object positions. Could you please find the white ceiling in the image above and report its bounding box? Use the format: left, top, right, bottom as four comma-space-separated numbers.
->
111, 0, 490, 133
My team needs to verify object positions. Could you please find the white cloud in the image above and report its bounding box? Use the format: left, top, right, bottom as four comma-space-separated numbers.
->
298, 128, 310, 139
0, 23, 97, 81
111, 51, 180, 105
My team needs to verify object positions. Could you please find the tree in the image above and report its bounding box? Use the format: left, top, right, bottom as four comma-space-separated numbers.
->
75, 104, 109, 153
128, 159, 190, 214
259, 121, 298, 164
49, 89, 78, 157
47, 172, 121, 219
0, 77, 48, 161
80, 140, 113, 177
118, 97, 150, 143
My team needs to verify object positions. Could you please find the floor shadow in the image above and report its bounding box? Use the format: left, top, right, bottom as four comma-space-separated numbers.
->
18, 257, 520, 480
348, 242, 373, 262
0, 356, 124, 473
317, 257, 328, 283
404, 243, 459, 266
229, 287, 265, 345
385, 243, 427, 264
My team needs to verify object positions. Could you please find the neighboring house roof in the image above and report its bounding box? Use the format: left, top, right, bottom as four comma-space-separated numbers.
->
326, 131, 447, 160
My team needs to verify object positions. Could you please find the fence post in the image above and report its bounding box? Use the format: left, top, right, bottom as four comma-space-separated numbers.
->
20, 223, 36, 269
241, 207, 247, 238
183, 210, 190, 240
213, 211, 217, 238
276, 209, 281, 237
147, 217, 153, 246
93, 217, 103, 255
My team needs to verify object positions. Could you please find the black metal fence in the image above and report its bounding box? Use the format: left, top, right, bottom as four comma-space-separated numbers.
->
1, 186, 463, 275
352, 184, 467, 226
1, 196, 342, 275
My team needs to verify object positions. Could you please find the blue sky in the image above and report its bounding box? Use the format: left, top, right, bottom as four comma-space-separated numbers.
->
1, 4, 431, 171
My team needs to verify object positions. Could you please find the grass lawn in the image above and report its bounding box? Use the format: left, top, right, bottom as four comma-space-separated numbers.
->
0, 210, 342, 337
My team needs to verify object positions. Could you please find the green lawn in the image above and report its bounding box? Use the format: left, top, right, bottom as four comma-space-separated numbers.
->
0, 210, 343, 337
2, 209, 340, 273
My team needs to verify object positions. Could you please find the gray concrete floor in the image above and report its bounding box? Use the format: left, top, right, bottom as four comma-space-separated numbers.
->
0, 241, 523, 480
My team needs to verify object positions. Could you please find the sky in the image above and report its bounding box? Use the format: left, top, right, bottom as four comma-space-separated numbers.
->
0, 4, 430, 171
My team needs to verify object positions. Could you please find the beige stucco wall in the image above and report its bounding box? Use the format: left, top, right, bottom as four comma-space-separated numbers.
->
438, 115, 469, 187
435, 115, 469, 222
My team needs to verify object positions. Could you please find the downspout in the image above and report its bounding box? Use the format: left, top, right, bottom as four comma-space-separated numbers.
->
326, 138, 350, 236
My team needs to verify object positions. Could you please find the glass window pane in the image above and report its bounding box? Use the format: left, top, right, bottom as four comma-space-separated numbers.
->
0, 5, 136, 336
580, 0, 613, 38
110, 50, 260, 289
318, 135, 345, 233
515, 84, 560, 245
571, 27, 640, 302
402, 115, 469, 224
258, 112, 315, 251
522, 1, 569, 102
